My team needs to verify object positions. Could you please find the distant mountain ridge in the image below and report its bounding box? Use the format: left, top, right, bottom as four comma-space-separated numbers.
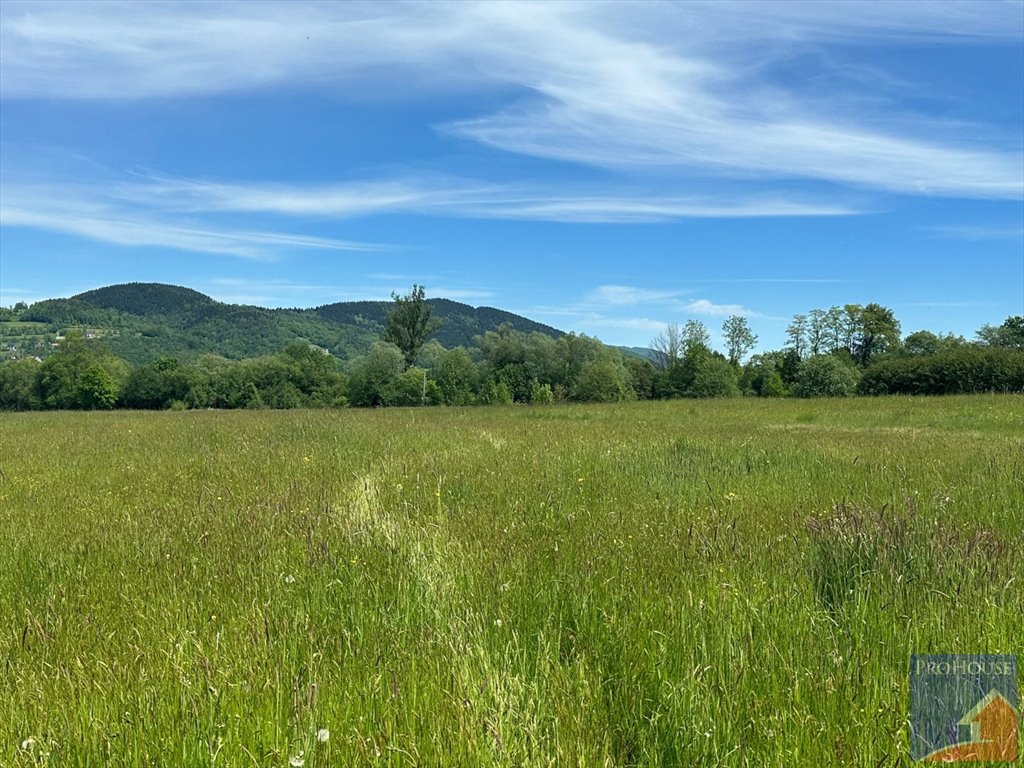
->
13, 282, 569, 365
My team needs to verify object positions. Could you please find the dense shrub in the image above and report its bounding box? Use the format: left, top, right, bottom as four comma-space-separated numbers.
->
529, 380, 554, 404
0, 359, 42, 410
571, 359, 633, 402
793, 355, 860, 398
860, 347, 1024, 395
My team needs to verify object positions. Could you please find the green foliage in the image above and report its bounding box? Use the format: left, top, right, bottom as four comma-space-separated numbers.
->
79, 364, 119, 409
431, 346, 478, 405
785, 303, 900, 366
656, 343, 739, 399
476, 324, 530, 401
793, 354, 860, 397
346, 342, 405, 407
682, 320, 711, 352
385, 367, 442, 407
741, 356, 787, 397
0, 359, 42, 409
196, 345, 348, 410
528, 379, 554, 404
121, 357, 197, 409
685, 350, 740, 398
722, 315, 757, 364
552, 333, 605, 390
860, 346, 1024, 395
36, 333, 129, 410
383, 285, 442, 368
977, 316, 1024, 350
786, 313, 808, 358
480, 378, 513, 405
571, 359, 632, 402
899, 330, 966, 357
278, 343, 348, 407
475, 326, 611, 403
623, 357, 656, 400
857, 303, 901, 365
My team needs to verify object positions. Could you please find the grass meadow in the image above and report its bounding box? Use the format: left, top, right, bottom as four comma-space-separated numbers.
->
1, 396, 1021, 767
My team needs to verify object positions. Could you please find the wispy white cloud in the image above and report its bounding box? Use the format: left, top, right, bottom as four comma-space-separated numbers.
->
122, 174, 857, 222
580, 284, 758, 316
677, 298, 758, 318
523, 306, 670, 335
583, 285, 687, 305
926, 224, 1024, 241
4, 1, 1018, 99
2, 1, 1020, 200
0, 183, 387, 258
1, 173, 854, 261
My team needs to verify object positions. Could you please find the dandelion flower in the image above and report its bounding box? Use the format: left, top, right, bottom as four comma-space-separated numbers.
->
284, 575, 296, 584
289, 753, 305, 767
317, 728, 330, 744
20, 737, 36, 751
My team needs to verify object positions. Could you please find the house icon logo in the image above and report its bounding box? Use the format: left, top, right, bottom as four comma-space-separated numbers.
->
910, 655, 1018, 762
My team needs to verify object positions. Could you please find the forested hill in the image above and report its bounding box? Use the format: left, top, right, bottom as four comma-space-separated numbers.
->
12, 282, 565, 365
315, 297, 564, 350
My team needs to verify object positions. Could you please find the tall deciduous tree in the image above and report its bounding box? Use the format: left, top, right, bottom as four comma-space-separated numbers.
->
383, 285, 442, 369
825, 306, 844, 353
857, 303, 900, 366
786, 314, 808, 358
682, 320, 711, 352
807, 309, 827, 356
842, 304, 863, 355
722, 315, 757, 365
651, 323, 684, 370
977, 316, 1024, 350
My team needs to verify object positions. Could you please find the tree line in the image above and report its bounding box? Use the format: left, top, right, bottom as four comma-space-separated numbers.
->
1, 286, 1021, 410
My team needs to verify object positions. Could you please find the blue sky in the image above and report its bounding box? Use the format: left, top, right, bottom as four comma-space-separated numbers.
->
1, 0, 1022, 351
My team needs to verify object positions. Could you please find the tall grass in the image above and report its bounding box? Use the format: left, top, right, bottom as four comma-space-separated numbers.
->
1, 395, 1021, 766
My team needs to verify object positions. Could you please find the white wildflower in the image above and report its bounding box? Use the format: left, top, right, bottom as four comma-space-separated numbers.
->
317, 728, 330, 744
289, 753, 305, 767
284, 574, 296, 584
20, 737, 36, 751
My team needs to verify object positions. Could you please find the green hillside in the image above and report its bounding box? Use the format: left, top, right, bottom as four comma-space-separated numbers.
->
4, 282, 566, 365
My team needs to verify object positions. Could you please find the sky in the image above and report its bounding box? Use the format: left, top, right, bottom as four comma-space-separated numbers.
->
1, 0, 1022, 351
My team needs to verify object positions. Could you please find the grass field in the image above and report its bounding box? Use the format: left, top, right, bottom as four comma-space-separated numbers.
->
1, 396, 1021, 767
